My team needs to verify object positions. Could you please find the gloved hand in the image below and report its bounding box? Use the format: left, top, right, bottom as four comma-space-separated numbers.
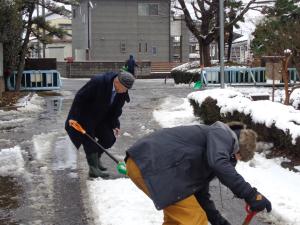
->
246, 188, 272, 213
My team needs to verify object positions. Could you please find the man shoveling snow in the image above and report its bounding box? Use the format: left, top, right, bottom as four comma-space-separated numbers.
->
125, 121, 272, 225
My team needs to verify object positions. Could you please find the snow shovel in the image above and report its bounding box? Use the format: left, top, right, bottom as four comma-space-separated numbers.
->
193, 80, 202, 90
68, 119, 127, 175
242, 204, 257, 225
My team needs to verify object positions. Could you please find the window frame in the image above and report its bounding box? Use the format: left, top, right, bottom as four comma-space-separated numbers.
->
120, 40, 126, 53
138, 3, 159, 16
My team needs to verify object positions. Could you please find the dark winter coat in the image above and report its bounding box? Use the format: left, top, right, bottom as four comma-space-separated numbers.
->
65, 72, 130, 150
126, 122, 254, 224
125, 55, 137, 75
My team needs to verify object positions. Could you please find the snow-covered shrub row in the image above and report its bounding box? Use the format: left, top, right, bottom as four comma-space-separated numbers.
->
188, 89, 300, 157
171, 61, 201, 84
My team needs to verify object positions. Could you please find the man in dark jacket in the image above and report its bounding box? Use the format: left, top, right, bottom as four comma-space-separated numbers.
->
66, 71, 135, 178
125, 55, 138, 76
125, 121, 272, 225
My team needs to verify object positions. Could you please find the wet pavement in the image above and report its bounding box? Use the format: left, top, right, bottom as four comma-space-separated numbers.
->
0, 78, 272, 225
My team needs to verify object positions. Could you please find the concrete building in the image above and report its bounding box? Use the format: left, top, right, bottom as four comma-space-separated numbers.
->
29, 14, 72, 62
72, 0, 171, 62
227, 36, 251, 64
45, 15, 72, 61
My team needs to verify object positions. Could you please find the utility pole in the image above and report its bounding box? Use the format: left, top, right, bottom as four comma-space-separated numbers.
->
42, 0, 46, 58
219, 0, 225, 88
37, 1, 41, 58
87, 1, 93, 60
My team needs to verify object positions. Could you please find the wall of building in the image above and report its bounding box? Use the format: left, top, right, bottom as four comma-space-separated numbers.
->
72, 1, 89, 60
72, 0, 170, 62
46, 42, 72, 61
57, 61, 151, 78
180, 17, 189, 62
0, 43, 4, 96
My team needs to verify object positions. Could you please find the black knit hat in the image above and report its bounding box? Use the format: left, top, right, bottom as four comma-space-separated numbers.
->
227, 121, 257, 162
118, 71, 135, 89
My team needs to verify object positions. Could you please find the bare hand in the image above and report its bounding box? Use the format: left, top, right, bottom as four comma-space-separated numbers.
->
113, 128, 121, 137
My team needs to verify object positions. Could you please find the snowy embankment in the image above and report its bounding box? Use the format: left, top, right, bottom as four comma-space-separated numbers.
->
88, 88, 300, 225
187, 88, 300, 224
188, 88, 300, 144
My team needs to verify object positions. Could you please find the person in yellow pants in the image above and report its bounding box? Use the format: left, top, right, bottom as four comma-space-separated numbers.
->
125, 121, 272, 225
127, 157, 208, 225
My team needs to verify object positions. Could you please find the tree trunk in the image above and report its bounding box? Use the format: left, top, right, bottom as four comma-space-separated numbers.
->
227, 29, 234, 61
15, 4, 35, 91
199, 39, 211, 67
283, 55, 292, 105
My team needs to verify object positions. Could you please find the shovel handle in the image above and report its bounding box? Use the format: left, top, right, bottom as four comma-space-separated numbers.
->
69, 119, 86, 134
242, 204, 257, 225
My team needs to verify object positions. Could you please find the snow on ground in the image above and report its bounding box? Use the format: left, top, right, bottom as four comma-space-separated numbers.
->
0, 86, 299, 224
0, 94, 46, 130
15, 94, 45, 112
88, 87, 300, 225
33, 132, 58, 162
0, 146, 25, 176
88, 178, 163, 225
0, 93, 77, 177
237, 153, 300, 225
0, 93, 47, 178
153, 97, 198, 127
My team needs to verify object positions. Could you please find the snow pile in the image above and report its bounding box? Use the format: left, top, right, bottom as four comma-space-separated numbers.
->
32, 132, 57, 161
290, 89, 300, 109
153, 97, 198, 127
225, 87, 300, 110
0, 94, 45, 129
0, 146, 25, 176
16, 94, 45, 113
171, 61, 200, 72
237, 153, 300, 224
88, 178, 163, 225
188, 89, 300, 143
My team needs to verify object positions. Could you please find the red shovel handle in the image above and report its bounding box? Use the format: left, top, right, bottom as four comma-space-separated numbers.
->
242, 204, 257, 225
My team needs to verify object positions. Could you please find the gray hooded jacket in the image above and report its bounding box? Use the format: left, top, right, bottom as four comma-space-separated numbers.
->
126, 122, 253, 223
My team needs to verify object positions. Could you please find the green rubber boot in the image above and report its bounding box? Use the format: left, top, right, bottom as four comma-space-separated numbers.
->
86, 153, 109, 178
98, 153, 107, 171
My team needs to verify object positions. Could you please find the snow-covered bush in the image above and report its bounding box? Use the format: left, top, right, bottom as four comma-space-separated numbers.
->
188, 89, 300, 157
171, 61, 201, 84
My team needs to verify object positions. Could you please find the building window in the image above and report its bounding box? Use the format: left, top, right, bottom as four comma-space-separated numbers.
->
152, 47, 157, 55
138, 3, 159, 16
82, 14, 86, 24
145, 43, 148, 53
72, 9, 76, 18
120, 41, 126, 53
139, 43, 142, 53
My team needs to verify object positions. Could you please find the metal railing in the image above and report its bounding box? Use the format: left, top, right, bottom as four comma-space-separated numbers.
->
8, 70, 62, 91
201, 67, 299, 86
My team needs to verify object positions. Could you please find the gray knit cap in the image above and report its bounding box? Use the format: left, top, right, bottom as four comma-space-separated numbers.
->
118, 71, 135, 89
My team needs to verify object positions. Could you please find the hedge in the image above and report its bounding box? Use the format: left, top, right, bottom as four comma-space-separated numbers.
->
189, 96, 300, 157
171, 70, 199, 84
